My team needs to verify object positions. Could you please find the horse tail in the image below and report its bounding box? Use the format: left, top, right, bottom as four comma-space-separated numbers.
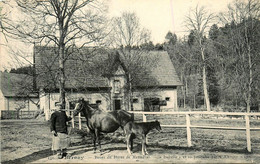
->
117, 110, 134, 127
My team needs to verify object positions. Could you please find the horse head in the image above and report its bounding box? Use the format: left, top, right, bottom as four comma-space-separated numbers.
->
73, 98, 97, 118
155, 120, 162, 131
73, 98, 85, 117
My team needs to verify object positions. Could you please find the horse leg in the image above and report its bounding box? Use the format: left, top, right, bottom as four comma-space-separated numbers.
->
141, 135, 146, 155
95, 129, 102, 152
126, 133, 132, 154
93, 132, 97, 152
130, 134, 134, 151
144, 135, 149, 155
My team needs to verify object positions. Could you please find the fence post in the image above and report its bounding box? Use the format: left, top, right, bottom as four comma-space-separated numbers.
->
245, 115, 251, 152
78, 112, 82, 130
143, 114, 147, 122
71, 111, 75, 128
186, 114, 192, 147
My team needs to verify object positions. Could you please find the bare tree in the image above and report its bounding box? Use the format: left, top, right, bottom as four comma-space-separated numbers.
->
219, 0, 260, 112
108, 12, 151, 48
3, 0, 108, 108
0, 4, 6, 41
106, 12, 156, 111
185, 5, 215, 111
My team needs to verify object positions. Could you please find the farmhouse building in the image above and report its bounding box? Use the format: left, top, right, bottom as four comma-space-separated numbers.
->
34, 46, 182, 120
0, 72, 39, 118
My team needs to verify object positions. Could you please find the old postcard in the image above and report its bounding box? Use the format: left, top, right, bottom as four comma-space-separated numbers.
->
1, 0, 259, 163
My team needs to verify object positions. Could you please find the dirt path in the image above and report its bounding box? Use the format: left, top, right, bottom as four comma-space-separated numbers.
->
32, 142, 260, 163
1, 119, 260, 163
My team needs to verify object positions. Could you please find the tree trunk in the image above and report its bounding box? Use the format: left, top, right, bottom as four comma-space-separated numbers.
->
181, 75, 185, 108
185, 79, 188, 108
202, 64, 211, 111
193, 94, 196, 109
183, 90, 186, 108
201, 48, 211, 111
16, 109, 20, 119
235, 98, 238, 110
183, 84, 186, 109
59, 45, 66, 109
58, 13, 66, 109
246, 51, 252, 113
128, 73, 133, 111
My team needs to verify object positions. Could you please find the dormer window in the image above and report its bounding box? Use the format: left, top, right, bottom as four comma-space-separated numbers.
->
114, 80, 121, 93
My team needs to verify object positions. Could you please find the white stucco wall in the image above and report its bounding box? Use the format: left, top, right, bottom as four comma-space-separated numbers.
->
28, 98, 39, 111
0, 97, 38, 111
132, 88, 178, 111
40, 87, 179, 120
10, 98, 35, 111
66, 92, 110, 110
41, 91, 111, 120
0, 91, 5, 117
0, 91, 5, 111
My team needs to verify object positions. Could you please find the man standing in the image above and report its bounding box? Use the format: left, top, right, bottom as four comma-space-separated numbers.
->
50, 103, 72, 159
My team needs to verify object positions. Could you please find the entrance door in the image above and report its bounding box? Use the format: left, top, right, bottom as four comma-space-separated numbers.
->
114, 100, 121, 110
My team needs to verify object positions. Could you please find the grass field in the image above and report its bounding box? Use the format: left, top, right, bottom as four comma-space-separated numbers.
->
1, 116, 260, 163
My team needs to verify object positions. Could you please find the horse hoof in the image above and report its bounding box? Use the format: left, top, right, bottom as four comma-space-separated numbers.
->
142, 152, 148, 155
94, 149, 102, 153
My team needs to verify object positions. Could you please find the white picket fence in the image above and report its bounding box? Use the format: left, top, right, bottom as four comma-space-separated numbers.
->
71, 110, 260, 153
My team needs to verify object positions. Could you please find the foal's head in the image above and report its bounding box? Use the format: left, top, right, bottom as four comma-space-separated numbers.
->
154, 120, 162, 131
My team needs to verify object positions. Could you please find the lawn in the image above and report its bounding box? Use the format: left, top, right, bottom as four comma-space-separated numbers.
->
1, 117, 260, 163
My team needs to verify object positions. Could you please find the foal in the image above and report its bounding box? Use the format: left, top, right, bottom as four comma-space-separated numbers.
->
124, 120, 161, 155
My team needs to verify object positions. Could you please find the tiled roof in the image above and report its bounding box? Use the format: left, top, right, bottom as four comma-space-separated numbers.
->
34, 46, 110, 89
128, 51, 183, 87
0, 72, 38, 97
34, 46, 182, 90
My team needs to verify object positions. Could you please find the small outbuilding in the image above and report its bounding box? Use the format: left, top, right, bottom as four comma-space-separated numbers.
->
0, 72, 39, 119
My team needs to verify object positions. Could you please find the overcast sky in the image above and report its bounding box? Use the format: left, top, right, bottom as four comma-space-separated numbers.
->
108, 0, 233, 42
0, 0, 234, 71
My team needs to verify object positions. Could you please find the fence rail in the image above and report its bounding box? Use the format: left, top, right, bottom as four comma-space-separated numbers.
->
1, 110, 36, 119
70, 110, 260, 153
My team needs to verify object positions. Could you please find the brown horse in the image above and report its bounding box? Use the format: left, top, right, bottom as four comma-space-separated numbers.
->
124, 120, 161, 155
73, 98, 134, 152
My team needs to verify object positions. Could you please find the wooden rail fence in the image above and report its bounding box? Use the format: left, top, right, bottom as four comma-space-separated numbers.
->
1, 110, 36, 119
70, 111, 260, 153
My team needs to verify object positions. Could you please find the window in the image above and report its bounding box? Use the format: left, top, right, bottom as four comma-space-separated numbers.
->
96, 100, 102, 104
165, 97, 170, 101
114, 80, 121, 93
133, 98, 139, 103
